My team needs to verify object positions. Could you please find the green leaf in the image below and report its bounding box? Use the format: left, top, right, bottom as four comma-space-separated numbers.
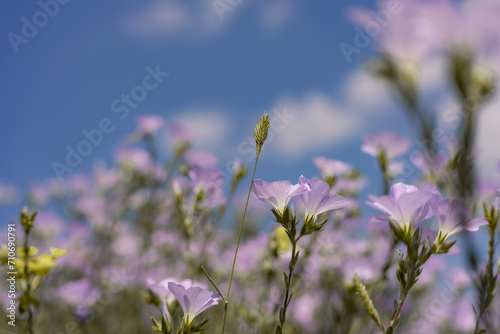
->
292, 251, 300, 267
279, 307, 285, 322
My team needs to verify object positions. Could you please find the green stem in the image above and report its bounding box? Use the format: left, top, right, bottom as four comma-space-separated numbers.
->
474, 220, 497, 333
221, 156, 259, 334
378, 157, 390, 196
279, 240, 298, 331
388, 264, 419, 330
457, 104, 481, 272
457, 104, 476, 204
24, 228, 33, 334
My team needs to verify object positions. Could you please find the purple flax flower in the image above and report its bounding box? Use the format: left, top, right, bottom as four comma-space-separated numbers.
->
495, 189, 500, 209
185, 150, 218, 167
348, 0, 500, 72
332, 176, 367, 195
298, 176, 351, 222
431, 198, 487, 239
54, 278, 100, 321
188, 166, 225, 208
136, 115, 164, 135
170, 123, 195, 143
361, 132, 411, 159
412, 151, 449, 176
147, 278, 205, 305
367, 182, 438, 230
167, 282, 221, 326
313, 157, 351, 178
448, 297, 477, 332
476, 179, 500, 206
251, 179, 311, 214
116, 147, 154, 172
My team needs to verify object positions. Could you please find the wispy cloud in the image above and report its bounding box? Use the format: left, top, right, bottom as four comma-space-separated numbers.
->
123, 0, 220, 40
267, 70, 393, 159
477, 95, 500, 180
125, 2, 190, 37
122, 0, 300, 40
268, 93, 360, 158
258, 0, 298, 32
163, 109, 232, 151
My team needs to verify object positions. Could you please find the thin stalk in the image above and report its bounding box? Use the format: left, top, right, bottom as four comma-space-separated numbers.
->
221, 157, 259, 334
457, 104, 480, 271
388, 264, 419, 331
457, 104, 476, 204
378, 157, 390, 196
278, 238, 300, 331
474, 219, 497, 333
201, 265, 224, 299
24, 229, 33, 334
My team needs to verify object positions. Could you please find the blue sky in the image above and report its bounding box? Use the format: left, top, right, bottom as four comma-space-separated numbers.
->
1, 0, 498, 224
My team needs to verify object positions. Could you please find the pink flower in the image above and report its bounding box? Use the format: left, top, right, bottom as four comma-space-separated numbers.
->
167, 282, 221, 326
361, 132, 411, 159
116, 147, 153, 172
185, 150, 218, 167
367, 182, 438, 230
170, 123, 195, 143
54, 278, 100, 320
251, 179, 311, 213
136, 115, 164, 135
348, 0, 500, 72
431, 198, 487, 238
313, 157, 352, 178
188, 166, 225, 208
298, 176, 352, 222
495, 189, 500, 209
412, 151, 449, 176
147, 278, 205, 305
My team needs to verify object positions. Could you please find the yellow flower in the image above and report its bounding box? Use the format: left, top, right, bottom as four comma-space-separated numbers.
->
15, 247, 67, 278
17, 246, 39, 257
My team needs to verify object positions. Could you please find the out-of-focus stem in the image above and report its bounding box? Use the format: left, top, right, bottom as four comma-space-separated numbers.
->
388, 265, 418, 331
378, 156, 390, 196
474, 217, 497, 333
278, 239, 299, 331
24, 228, 33, 334
221, 157, 259, 334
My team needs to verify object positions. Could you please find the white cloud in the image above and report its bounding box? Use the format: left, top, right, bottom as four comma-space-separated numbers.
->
258, 0, 297, 32
423, 59, 499, 181
125, 2, 188, 37
477, 95, 500, 180
263, 69, 395, 160
339, 69, 393, 110
418, 55, 448, 94
166, 109, 231, 151
122, 0, 300, 40
123, 0, 221, 39
268, 93, 360, 159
